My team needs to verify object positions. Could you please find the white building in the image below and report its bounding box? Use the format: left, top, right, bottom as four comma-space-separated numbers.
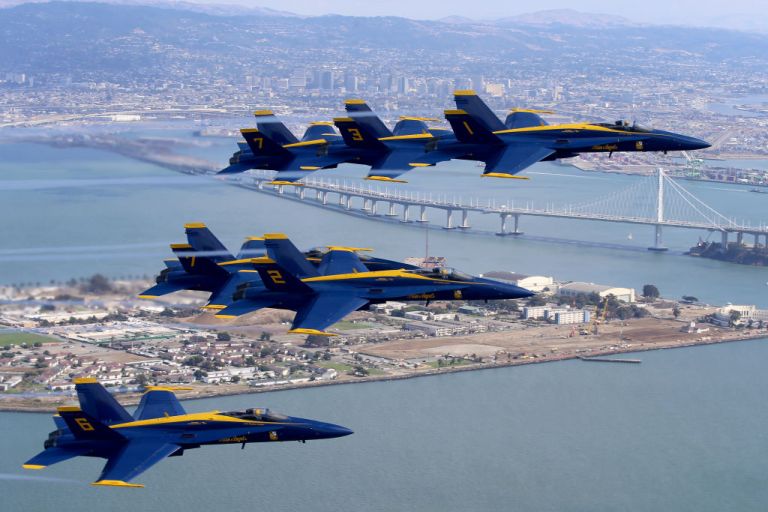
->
553, 310, 591, 325
482, 272, 554, 293
558, 282, 636, 303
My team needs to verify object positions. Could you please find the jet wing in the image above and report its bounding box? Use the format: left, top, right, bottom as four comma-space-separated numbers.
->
289, 293, 369, 335
139, 281, 186, 298
366, 147, 444, 183
482, 144, 555, 178
92, 440, 181, 488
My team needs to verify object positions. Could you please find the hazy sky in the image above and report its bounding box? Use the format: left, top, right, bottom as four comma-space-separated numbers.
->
213, 0, 767, 31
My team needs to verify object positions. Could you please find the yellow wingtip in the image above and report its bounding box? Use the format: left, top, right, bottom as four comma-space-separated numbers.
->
73, 377, 98, 384
92, 480, 145, 488
137, 295, 158, 299
22, 464, 45, 470
481, 173, 530, 180
288, 328, 338, 337
201, 304, 227, 310
365, 176, 408, 184
214, 314, 238, 319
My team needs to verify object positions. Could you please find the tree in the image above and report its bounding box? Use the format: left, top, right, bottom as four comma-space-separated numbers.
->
259, 332, 272, 341
642, 284, 660, 300
81, 274, 112, 294
729, 310, 742, 327
673, 305, 681, 319
231, 375, 241, 384
216, 332, 231, 342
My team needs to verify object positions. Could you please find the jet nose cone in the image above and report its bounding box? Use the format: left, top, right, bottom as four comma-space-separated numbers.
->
315, 422, 354, 439
680, 136, 711, 151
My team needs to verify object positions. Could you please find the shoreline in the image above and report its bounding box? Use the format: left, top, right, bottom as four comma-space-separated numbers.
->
3, 330, 765, 414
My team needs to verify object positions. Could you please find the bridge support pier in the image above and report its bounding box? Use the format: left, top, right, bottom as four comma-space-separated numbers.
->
721, 231, 728, 248
458, 209, 470, 229
401, 205, 411, 223
369, 201, 377, 216
443, 210, 456, 229
344, 195, 352, 210
363, 198, 371, 213
754, 233, 760, 248
648, 224, 668, 251
737, 232, 744, 246
298, 188, 306, 200
338, 194, 345, 207
386, 202, 397, 217
277, 185, 284, 195
417, 205, 428, 223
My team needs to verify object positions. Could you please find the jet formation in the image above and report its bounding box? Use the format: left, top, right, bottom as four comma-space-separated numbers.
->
23, 379, 352, 487
221, 90, 710, 184
139, 223, 534, 336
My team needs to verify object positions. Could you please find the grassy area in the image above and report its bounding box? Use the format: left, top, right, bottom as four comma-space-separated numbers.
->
425, 359, 473, 369
332, 321, 374, 331
316, 361, 355, 372
0, 332, 58, 347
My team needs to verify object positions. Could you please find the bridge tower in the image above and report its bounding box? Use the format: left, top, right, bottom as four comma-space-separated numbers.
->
648, 168, 668, 252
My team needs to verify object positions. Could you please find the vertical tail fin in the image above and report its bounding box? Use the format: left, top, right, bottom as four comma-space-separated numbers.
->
253, 110, 299, 145
344, 99, 392, 137
241, 128, 290, 157
171, 243, 229, 279
57, 406, 126, 440
184, 223, 233, 261
444, 110, 502, 144
453, 90, 505, 132
333, 117, 386, 149
264, 234, 319, 278
74, 378, 133, 425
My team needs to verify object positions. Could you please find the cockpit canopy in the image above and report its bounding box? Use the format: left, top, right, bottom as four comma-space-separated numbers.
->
411, 267, 473, 282
596, 120, 652, 133
220, 408, 289, 422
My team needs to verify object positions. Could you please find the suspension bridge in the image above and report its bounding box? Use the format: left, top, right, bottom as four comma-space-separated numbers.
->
231, 169, 768, 251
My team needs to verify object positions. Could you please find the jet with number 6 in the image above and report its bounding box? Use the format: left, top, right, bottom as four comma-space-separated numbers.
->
23, 379, 352, 487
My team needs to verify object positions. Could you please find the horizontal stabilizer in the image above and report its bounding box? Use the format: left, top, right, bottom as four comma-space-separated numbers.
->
214, 296, 279, 319
24, 446, 91, 470
139, 281, 186, 298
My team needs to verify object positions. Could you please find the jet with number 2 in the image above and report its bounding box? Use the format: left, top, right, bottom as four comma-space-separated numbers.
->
23, 379, 352, 487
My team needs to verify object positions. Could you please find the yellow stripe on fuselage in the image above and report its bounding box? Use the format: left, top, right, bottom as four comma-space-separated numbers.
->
493, 123, 644, 135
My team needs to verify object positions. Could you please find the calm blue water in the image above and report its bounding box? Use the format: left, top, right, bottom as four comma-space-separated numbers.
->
1, 339, 768, 511
0, 138, 766, 307
1, 129, 768, 510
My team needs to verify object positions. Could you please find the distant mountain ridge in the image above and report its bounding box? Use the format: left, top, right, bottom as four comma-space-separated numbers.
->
1, 1, 767, 79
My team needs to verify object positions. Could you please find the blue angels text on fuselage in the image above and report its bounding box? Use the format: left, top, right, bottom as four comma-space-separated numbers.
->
23, 379, 352, 487
140, 224, 534, 336
220, 91, 710, 184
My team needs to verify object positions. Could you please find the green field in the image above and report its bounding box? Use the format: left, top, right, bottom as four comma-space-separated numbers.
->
0, 332, 59, 347
332, 321, 374, 331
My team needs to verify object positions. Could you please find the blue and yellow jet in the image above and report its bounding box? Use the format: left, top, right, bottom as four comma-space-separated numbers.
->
212, 233, 534, 336
23, 379, 352, 487
441, 90, 711, 179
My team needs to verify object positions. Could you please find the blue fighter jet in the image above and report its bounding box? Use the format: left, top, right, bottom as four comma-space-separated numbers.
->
442, 90, 711, 179
213, 233, 534, 336
23, 379, 352, 487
